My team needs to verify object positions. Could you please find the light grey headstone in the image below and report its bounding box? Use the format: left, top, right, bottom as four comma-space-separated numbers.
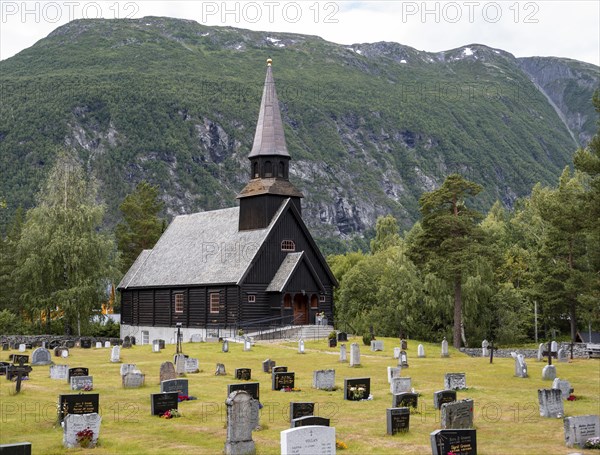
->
18, 344, 26, 352
95, 342, 103, 349
70, 376, 93, 391
538, 388, 564, 418
215, 363, 227, 376
224, 391, 258, 455
190, 333, 203, 343
552, 378, 572, 400
537, 343, 544, 362
185, 357, 199, 374
161, 378, 189, 396
222, 340, 229, 353
244, 339, 252, 351
417, 344, 425, 358
152, 340, 161, 353
63, 413, 101, 448
564, 415, 600, 448
514, 353, 528, 378
558, 348, 569, 362
390, 377, 412, 395
298, 339, 305, 354
440, 399, 474, 429
280, 425, 336, 455
31, 347, 52, 365
120, 363, 136, 377
110, 346, 121, 363
159, 362, 177, 383
50, 364, 69, 380
399, 351, 409, 367
481, 340, 489, 357
104, 341, 111, 348
312, 369, 335, 391
350, 343, 360, 367
122, 371, 145, 388
61, 349, 69, 358
370, 340, 383, 351
542, 364, 557, 381
393, 347, 401, 359
339, 344, 347, 362
387, 366, 402, 383
174, 354, 186, 375
441, 338, 449, 357
444, 373, 467, 390
551, 341, 558, 353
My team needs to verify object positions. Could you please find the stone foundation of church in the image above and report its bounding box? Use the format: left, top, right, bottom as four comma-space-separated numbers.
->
120, 324, 239, 344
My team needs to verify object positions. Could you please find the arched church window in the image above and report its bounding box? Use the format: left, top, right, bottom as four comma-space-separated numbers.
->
253, 162, 259, 178
281, 240, 295, 251
264, 161, 273, 177
278, 161, 285, 177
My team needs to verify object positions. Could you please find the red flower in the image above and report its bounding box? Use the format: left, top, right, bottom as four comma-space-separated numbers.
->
567, 394, 576, 401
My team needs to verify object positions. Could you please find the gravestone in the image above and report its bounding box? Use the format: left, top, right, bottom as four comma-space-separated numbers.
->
122, 371, 145, 388
444, 373, 467, 390
441, 338, 449, 357
417, 344, 425, 358
551, 340, 558, 353
174, 354, 186, 375
66, 340, 75, 348
80, 339, 92, 349
557, 348, 568, 362
185, 358, 199, 374
67, 367, 89, 383
54, 347, 68, 357
289, 402, 314, 422
0, 442, 32, 454
70, 376, 93, 391
390, 377, 412, 395
441, 399, 474, 429
95, 342, 102, 349
481, 339, 489, 357
291, 416, 330, 428
399, 350, 409, 368
61, 349, 69, 358
512, 353, 528, 378
224, 391, 259, 455
337, 332, 348, 342
272, 366, 288, 374
537, 343, 544, 362
542, 365, 557, 381
110, 346, 121, 363
235, 368, 252, 381
393, 347, 401, 359
401, 339, 408, 350
272, 371, 295, 390
339, 344, 347, 362
350, 343, 360, 367
243, 339, 252, 351
434, 390, 457, 409
2, 343, 9, 351
430, 429, 477, 455
18, 344, 26, 352
161, 378, 189, 396
9, 354, 29, 364
120, 363, 137, 377
0, 361, 10, 376
222, 340, 229, 353
152, 340, 161, 353
386, 407, 410, 434
150, 392, 178, 416
50, 364, 69, 380
63, 413, 101, 448
190, 334, 203, 343
552, 378, 572, 400
392, 392, 418, 409
370, 340, 383, 351
31, 348, 52, 366
344, 377, 370, 401
387, 366, 402, 383
228, 382, 260, 401
564, 415, 600, 448
104, 341, 111, 348
159, 362, 177, 383
280, 426, 335, 455
57, 393, 100, 422
122, 340, 131, 349
312, 369, 335, 391
215, 363, 227, 376
298, 339, 305, 354
262, 359, 275, 373
538, 388, 564, 418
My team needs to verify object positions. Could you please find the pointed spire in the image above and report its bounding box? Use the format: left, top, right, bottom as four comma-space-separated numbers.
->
249, 58, 290, 158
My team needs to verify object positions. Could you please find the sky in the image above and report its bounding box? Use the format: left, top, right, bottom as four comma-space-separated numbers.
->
0, 1, 599, 65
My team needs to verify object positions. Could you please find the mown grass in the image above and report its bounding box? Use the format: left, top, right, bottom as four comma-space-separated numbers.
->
0, 337, 598, 454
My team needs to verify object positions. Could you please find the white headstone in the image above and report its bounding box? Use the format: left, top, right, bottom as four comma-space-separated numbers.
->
244, 339, 252, 351
564, 415, 600, 448
551, 341, 558, 353
537, 343, 544, 362
224, 391, 258, 455
370, 340, 383, 351
552, 378, 572, 400
417, 344, 425, 358
185, 357, 199, 374
174, 354, 186, 375
50, 364, 69, 380
222, 340, 229, 353
350, 343, 360, 367
280, 425, 336, 455
390, 377, 412, 394
190, 333, 203, 343
110, 346, 121, 363
481, 340, 489, 357
542, 364, 557, 381
393, 347, 401, 359
104, 341, 111, 348
95, 342, 103, 349
122, 371, 145, 388
18, 344, 26, 352
312, 369, 335, 391
339, 344, 347, 363
61, 349, 69, 358
444, 373, 467, 390
387, 366, 402, 383
514, 353, 528, 378
441, 338, 449, 357
557, 348, 568, 362
298, 339, 305, 354
120, 363, 137, 377
63, 413, 101, 448
538, 388, 564, 418
152, 340, 161, 353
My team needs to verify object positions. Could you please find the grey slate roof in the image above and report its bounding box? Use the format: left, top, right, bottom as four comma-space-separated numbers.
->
118, 205, 282, 289
266, 252, 304, 292
249, 63, 290, 158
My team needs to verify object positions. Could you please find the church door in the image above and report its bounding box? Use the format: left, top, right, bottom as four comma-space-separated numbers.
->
293, 293, 308, 325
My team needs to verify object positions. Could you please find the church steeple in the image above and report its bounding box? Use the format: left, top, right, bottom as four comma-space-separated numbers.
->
238, 58, 303, 231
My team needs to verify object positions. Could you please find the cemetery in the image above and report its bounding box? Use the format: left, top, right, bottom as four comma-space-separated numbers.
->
0, 336, 598, 454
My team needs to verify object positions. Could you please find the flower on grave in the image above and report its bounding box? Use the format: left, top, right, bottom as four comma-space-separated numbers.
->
584, 436, 600, 449
349, 386, 366, 400
76, 427, 94, 448
336, 440, 348, 450
178, 395, 188, 402
161, 409, 181, 419
567, 394, 576, 401
83, 384, 93, 392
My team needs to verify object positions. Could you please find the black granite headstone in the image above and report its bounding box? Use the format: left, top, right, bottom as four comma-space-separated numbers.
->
227, 382, 260, 401
289, 402, 314, 422
235, 368, 252, 381
434, 390, 458, 410
344, 377, 371, 401
291, 415, 330, 428
387, 407, 410, 434
67, 367, 89, 382
337, 332, 348, 342
57, 393, 99, 422
150, 392, 179, 416
430, 429, 477, 455
392, 392, 418, 409
272, 372, 295, 390
0, 442, 32, 455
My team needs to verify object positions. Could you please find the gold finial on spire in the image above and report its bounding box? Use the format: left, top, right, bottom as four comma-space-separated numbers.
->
267, 57, 272, 67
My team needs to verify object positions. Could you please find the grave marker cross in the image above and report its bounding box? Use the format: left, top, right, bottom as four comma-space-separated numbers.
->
10, 358, 32, 394
489, 340, 498, 364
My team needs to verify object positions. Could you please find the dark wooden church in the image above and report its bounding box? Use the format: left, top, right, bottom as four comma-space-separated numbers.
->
118, 59, 337, 342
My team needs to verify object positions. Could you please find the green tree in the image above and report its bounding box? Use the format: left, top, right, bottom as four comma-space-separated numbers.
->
15, 151, 116, 335
116, 181, 164, 273
408, 174, 485, 348
0, 207, 24, 312
370, 215, 401, 253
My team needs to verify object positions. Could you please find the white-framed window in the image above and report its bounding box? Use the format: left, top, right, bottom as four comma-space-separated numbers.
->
248, 294, 256, 303
281, 240, 295, 251
174, 293, 184, 313
142, 330, 149, 345
319, 295, 326, 303
209, 292, 220, 314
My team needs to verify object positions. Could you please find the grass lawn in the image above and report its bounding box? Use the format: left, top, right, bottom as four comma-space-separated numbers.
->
0, 337, 598, 454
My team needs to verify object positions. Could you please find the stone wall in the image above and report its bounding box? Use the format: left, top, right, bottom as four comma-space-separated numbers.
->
460, 342, 591, 359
